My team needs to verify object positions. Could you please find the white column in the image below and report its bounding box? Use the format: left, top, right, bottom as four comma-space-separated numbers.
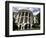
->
21, 25, 22, 30
23, 11, 25, 23
18, 24, 19, 30
31, 22, 32, 29
27, 12, 29, 29
31, 17, 33, 29
22, 11, 25, 30
18, 12, 22, 30
15, 14, 19, 23
30, 16, 32, 29
23, 23, 25, 30
34, 16, 36, 23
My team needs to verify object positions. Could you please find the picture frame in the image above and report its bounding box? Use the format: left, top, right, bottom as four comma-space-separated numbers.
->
5, 1, 45, 37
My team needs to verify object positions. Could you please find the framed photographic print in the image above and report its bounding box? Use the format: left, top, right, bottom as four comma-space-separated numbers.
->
5, 1, 45, 37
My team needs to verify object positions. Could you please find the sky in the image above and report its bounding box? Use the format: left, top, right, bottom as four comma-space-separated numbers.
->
13, 7, 40, 16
